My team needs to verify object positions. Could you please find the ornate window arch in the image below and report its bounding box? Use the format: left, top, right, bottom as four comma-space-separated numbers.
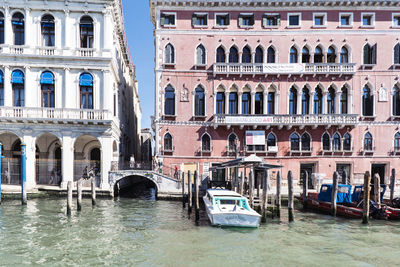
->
80, 15, 94, 48
194, 85, 205, 116
322, 132, 331, 151
364, 132, 373, 151
332, 132, 341, 151
164, 84, 175, 115
41, 71, 55, 108
301, 132, 311, 151
201, 133, 211, 152
165, 43, 175, 64
196, 44, 206, 65
362, 84, 374, 116
343, 132, 351, 151
290, 132, 300, 151
164, 132, 173, 151
216, 46, 226, 63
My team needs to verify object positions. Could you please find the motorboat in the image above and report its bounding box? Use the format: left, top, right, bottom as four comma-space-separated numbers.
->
203, 189, 261, 228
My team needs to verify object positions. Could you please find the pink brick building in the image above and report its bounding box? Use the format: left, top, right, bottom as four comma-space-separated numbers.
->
150, 0, 400, 186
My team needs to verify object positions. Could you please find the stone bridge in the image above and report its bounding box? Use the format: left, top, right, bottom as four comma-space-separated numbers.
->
108, 170, 182, 196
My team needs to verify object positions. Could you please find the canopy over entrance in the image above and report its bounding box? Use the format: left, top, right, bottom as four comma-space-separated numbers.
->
210, 154, 282, 170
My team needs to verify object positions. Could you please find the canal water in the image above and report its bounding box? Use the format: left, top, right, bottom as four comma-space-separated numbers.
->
1, 197, 400, 266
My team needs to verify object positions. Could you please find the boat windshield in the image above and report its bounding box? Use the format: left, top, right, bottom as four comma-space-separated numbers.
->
213, 197, 250, 211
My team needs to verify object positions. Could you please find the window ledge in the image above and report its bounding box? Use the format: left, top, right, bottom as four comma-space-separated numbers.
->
312, 25, 327, 29
192, 25, 208, 29
360, 25, 375, 29
361, 115, 376, 120
161, 25, 176, 28
163, 115, 176, 120
338, 25, 353, 28
361, 64, 375, 70
213, 25, 228, 29
163, 63, 176, 69
239, 25, 254, 29
263, 25, 280, 29
194, 64, 207, 70
286, 26, 301, 29
392, 64, 400, 69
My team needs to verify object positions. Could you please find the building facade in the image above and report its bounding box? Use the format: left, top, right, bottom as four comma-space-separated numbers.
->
151, 0, 400, 185
0, 0, 141, 190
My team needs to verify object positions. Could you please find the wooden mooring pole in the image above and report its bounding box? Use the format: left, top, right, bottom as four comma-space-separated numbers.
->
91, 177, 96, 206
276, 171, 281, 218
249, 170, 254, 208
390, 169, 396, 203
261, 170, 268, 223
239, 171, 244, 195
302, 171, 308, 210
288, 171, 294, 222
332, 171, 338, 217
67, 181, 72, 215
181, 172, 185, 208
188, 171, 192, 215
77, 179, 82, 211
194, 171, 200, 222
362, 171, 371, 224
374, 173, 381, 209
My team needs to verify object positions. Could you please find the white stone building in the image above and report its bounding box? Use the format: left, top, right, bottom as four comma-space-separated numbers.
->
0, 0, 141, 190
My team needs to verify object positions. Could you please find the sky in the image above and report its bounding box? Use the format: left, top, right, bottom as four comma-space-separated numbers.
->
121, 0, 154, 130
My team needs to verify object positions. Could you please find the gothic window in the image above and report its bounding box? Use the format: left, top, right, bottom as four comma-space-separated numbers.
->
12, 12, 24, 45
0, 12, 4, 44
394, 132, 400, 151
194, 86, 205, 116
255, 46, 263, 63
267, 133, 277, 147
41, 14, 55, 47
340, 47, 349, 63
314, 46, 323, 63
80, 16, 93, 48
333, 133, 341, 151
289, 87, 297, 115
40, 71, 55, 108
228, 133, 238, 152
229, 92, 238, 114
322, 133, 330, 151
393, 85, 400, 116
201, 134, 211, 151
216, 92, 225, 114
11, 70, 24, 107
302, 46, 310, 63
395, 43, 400, 64
362, 85, 374, 116
327, 46, 336, 63
164, 85, 175, 115
164, 133, 173, 151
290, 46, 298, 63
302, 87, 310, 114
290, 133, 300, 151
242, 92, 251, 114
341, 86, 348, 114
229, 46, 239, 63
196, 45, 206, 65
314, 86, 323, 114
364, 132, 373, 151
363, 43, 377, 65
301, 133, 311, 151
79, 73, 93, 109
343, 133, 351, 151
216, 46, 225, 63
255, 92, 263, 114
327, 86, 336, 114
165, 43, 175, 64
267, 47, 275, 63
242, 46, 251, 63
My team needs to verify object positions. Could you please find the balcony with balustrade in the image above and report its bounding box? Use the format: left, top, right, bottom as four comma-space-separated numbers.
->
213, 114, 359, 129
0, 107, 112, 125
213, 63, 356, 77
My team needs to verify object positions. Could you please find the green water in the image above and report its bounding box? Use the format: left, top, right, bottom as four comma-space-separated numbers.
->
0, 198, 399, 267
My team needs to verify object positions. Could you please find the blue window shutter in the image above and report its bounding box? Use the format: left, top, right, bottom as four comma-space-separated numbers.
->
42, 22, 54, 27
11, 70, 24, 84
0, 70, 3, 83
12, 21, 23, 26
79, 73, 93, 86
80, 23, 93, 28
40, 71, 55, 85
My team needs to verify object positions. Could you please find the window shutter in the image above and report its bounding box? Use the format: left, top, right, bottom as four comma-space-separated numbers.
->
363, 44, 369, 64
227, 15, 230, 25
277, 15, 281, 26
395, 44, 400, 64
192, 15, 196, 26
238, 16, 243, 27
160, 15, 165, 26
263, 16, 267, 27
372, 44, 377, 64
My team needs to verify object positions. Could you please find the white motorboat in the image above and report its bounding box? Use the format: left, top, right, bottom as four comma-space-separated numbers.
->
203, 189, 261, 228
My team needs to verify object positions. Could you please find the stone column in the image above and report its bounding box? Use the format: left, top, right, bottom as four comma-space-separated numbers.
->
99, 136, 112, 190
296, 91, 302, 115
4, 7, 11, 46
238, 92, 243, 114
24, 67, 32, 107
22, 134, 36, 190
61, 135, 74, 188
251, 92, 255, 114
275, 92, 280, 114
263, 92, 268, 114
335, 92, 341, 114
225, 92, 229, 114
4, 67, 12, 106
322, 91, 328, 114
24, 8, 32, 48
310, 92, 315, 114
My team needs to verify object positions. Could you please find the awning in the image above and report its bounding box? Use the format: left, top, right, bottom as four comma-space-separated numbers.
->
79, 73, 93, 86
11, 70, 24, 84
40, 71, 55, 85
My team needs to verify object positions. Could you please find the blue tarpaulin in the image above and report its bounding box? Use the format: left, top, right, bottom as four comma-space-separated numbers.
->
318, 184, 352, 204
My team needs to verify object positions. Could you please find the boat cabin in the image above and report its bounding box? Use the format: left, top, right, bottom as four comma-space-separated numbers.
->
205, 189, 250, 211
318, 184, 352, 204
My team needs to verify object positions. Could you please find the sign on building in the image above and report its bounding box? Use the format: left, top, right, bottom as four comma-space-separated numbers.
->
245, 131, 265, 145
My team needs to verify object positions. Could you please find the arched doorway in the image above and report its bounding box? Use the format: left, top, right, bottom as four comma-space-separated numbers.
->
35, 133, 62, 185
74, 134, 101, 187
0, 132, 22, 185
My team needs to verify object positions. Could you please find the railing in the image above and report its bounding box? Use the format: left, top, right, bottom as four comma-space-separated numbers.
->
114, 161, 153, 171
213, 62, 356, 75
0, 107, 111, 122
37, 46, 55, 56
10, 45, 26, 54
213, 114, 359, 127
78, 48, 95, 57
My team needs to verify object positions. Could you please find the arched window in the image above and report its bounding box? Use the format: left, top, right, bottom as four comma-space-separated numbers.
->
302, 87, 310, 114
267, 133, 277, 147
255, 92, 263, 114
80, 16, 93, 48
196, 45, 206, 65
289, 87, 297, 115
340, 47, 349, 63
393, 85, 400, 116
322, 133, 331, 151
290, 46, 298, 63
327, 86, 336, 114
11, 70, 24, 107
12, 12, 24, 45
255, 46, 263, 63
229, 92, 238, 114
333, 133, 341, 151
216, 92, 225, 114
394, 132, 400, 151
164, 133, 173, 151
267, 92, 275, 115
343, 133, 351, 151
314, 46, 323, 63
394, 43, 400, 65
164, 85, 175, 115
267, 47, 275, 63
301, 133, 311, 151
242, 46, 251, 63
228, 133, 238, 152
290, 133, 300, 151
216, 46, 226, 63
341, 86, 348, 114
302, 46, 310, 63
165, 43, 175, 64
0, 70, 3, 106
327, 46, 336, 63
41, 14, 55, 47
0, 12, 4, 44
242, 92, 251, 114
79, 73, 93, 109
202, 134, 211, 151
194, 86, 205, 116
314, 86, 323, 114
364, 132, 373, 151
363, 43, 376, 65
229, 46, 239, 63
362, 85, 374, 116
41, 71, 55, 108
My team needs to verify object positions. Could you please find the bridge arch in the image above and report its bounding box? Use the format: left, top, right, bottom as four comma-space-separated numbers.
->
114, 173, 159, 198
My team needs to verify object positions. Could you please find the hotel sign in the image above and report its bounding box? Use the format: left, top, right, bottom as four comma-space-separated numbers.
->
225, 116, 274, 124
